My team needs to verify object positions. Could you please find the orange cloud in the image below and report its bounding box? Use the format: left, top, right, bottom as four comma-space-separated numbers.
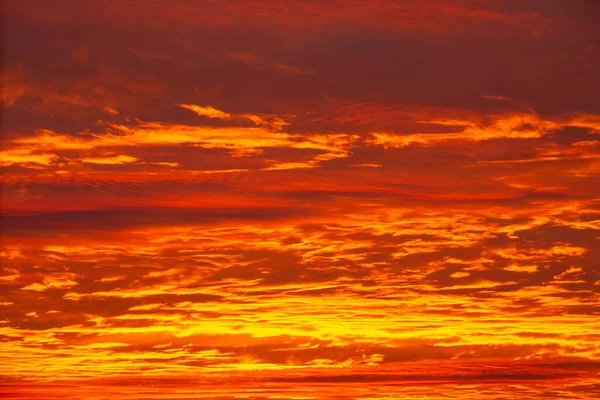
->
2, 0, 600, 396
367, 113, 561, 148
178, 104, 232, 120
81, 155, 139, 165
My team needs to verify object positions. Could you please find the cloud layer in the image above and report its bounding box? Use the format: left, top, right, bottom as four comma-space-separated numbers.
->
2, 0, 600, 398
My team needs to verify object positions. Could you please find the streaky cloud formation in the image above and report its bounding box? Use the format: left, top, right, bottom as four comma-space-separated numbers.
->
2, 0, 600, 399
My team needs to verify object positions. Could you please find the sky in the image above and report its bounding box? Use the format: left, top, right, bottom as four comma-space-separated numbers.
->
1, 0, 600, 398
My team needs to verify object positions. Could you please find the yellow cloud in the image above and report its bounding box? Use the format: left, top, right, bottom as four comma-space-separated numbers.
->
178, 104, 231, 120
81, 155, 139, 165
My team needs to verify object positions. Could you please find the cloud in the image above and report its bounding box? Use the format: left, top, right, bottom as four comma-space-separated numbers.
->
81, 155, 138, 165
3, 112, 359, 170
367, 113, 557, 148
270, 63, 314, 75
178, 104, 231, 120
2, 0, 600, 391
0, 148, 58, 167
482, 95, 513, 102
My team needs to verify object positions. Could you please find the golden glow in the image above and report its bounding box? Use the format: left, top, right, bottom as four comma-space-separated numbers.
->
2, 1, 600, 398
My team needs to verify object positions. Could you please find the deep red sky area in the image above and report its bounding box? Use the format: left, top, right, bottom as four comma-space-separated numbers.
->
1, 1, 600, 399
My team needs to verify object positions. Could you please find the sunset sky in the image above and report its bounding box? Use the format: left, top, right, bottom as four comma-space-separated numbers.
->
2, 1, 600, 398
